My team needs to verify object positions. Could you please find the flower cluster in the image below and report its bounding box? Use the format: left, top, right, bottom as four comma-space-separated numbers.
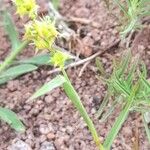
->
12, 0, 69, 68
24, 17, 58, 50
50, 51, 69, 68
12, 0, 39, 19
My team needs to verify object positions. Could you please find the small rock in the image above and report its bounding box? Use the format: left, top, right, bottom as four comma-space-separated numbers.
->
47, 133, 55, 140
7, 80, 19, 92
8, 140, 32, 150
40, 141, 55, 150
39, 124, 50, 134
45, 95, 54, 104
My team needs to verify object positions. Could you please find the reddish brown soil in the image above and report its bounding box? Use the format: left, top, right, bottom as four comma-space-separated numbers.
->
0, 0, 150, 150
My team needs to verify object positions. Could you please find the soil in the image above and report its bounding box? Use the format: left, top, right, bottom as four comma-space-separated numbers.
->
0, 0, 150, 150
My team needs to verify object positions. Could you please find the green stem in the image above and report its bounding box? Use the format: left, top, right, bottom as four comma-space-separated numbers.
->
103, 84, 139, 150
142, 113, 150, 143
61, 69, 105, 150
0, 40, 29, 73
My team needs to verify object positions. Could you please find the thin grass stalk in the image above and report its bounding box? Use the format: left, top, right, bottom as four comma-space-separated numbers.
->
0, 40, 29, 73
103, 83, 139, 150
142, 114, 150, 143
62, 69, 105, 150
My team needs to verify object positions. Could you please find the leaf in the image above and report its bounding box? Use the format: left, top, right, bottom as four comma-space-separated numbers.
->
30, 75, 66, 100
143, 113, 150, 143
97, 92, 111, 118
103, 83, 139, 150
62, 76, 104, 150
2, 11, 20, 50
114, 0, 129, 17
95, 57, 106, 77
0, 64, 38, 79
0, 107, 25, 132
0, 76, 17, 85
117, 50, 131, 77
126, 56, 139, 86
52, 0, 60, 9
18, 54, 50, 65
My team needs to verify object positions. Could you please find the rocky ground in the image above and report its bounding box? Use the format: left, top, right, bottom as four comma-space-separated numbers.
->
0, 0, 150, 150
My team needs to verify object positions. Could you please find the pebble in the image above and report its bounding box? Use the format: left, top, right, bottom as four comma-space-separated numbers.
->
8, 140, 32, 150
39, 124, 50, 134
40, 141, 56, 150
47, 133, 55, 140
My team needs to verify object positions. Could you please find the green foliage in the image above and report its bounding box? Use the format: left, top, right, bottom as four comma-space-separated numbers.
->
2, 11, 21, 50
17, 54, 50, 65
30, 75, 66, 100
30, 70, 104, 150
52, 0, 60, 9
97, 51, 150, 149
0, 107, 25, 132
114, 0, 150, 36
0, 64, 38, 85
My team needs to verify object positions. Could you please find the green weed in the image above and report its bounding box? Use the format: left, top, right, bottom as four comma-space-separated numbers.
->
96, 51, 150, 149
115, 0, 150, 36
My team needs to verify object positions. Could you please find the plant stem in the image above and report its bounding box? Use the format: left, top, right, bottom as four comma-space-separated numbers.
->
103, 83, 139, 150
0, 40, 29, 73
61, 69, 105, 150
142, 113, 150, 143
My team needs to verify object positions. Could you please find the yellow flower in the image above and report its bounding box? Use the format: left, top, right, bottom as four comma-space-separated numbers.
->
24, 16, 58, 50
12, 0, 39, 19
50, 51, 69, 68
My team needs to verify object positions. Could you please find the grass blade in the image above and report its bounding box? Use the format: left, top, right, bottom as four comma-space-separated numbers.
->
0, 40, 28, 73
30, 75, 66, 100
0, 107, 25, 132
96, 57, 106, 77
97, 92, 111, 118
62, 69, 104, 150
52, 0, 60, 9
104, 83, 139, 149
143, 113, 150, 143
2, 11, 20, 50
117, 50, 131, 77
0, 64, 38, 79
18, 54, 50, 65
62, 78, 104, 149
114, 0, 129, 17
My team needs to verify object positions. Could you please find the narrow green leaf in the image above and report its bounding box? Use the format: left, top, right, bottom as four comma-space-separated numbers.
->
63, 79, 104, 150
114, 0, 129, 17
0, 107, 25, 132
97, 92, 111, 118
143, 113, 150, 143
30, 75, 66, 100
0, 40, 29, 73
126, 57, 139, 86
117, 50, 131, 77
100, 95, 123, 122
95, 57, 106, 77
0, 76, 17, 85
104, 83, 139, 149
18, 54, 50, 65
52, 0, 60, 9
0, 64, 38, 79
2, 11, 20, 50
62, 69, 104, 150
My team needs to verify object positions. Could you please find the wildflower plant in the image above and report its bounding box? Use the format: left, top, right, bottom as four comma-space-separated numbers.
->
2, 0, 105, 149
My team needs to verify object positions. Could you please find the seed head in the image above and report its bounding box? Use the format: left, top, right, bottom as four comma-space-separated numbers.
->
24, 16, 58, 50
12, 0, 39, 19
50, 51, 69, 68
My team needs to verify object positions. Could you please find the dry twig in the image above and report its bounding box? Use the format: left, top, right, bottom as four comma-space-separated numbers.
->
48, 40, 120, 74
